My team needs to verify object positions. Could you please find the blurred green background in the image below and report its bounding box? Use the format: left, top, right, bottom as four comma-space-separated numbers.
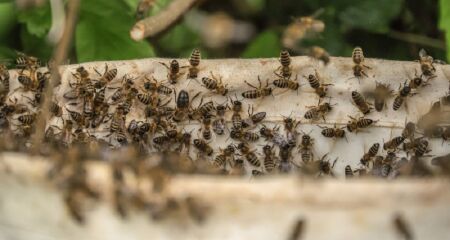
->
0, 0, 449, 63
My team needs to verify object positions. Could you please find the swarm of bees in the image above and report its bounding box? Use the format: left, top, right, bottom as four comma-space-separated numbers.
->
0, 46, 449, 224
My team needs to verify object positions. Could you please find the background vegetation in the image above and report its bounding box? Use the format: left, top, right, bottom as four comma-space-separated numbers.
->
0, 0, 449, 63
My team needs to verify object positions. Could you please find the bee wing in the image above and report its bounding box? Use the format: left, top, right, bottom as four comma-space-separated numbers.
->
63, 89, 79, 100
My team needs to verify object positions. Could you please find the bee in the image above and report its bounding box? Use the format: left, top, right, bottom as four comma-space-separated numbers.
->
187, 48, 201, 79
393, 82, 414, 111
137, 92, 156, 105
143, 76, 173, 95
351, 91, 372, 114
383, 136, 406, 151
172, 90, 200, 122
242, 105, 266, 128
213, 144, 235, 168
418, 49, 436, 77
298, 131, 314, 163
351, 47, 370, 79
373, 82, 393, 112
243, 130, 260, 142
288, 218, 305, 240
16, 113, 36, 125
393, 214, 413, 240
319, 124, 346, 139
309, 46, 330, 65
304, 100, 334, 121
193, 138, 213, 156
282, 9, 325, 48
304, 70, 332, 98
360, 143, 380, 167
212, 102, 228, 135
346, 115, 377, 133
50, 101, 63, 119
15, 52, 40, 70
94, 64, 117, 89
201, 115, 213, 140
201, 72, 229, 96
402, 121, 416, 141
262, 144, 277, 173
65, 66, 95, 99
414, 139, 430, 157
17, 73, 34, 91
408, 69, 430, 89
136, 0, 156, 20
237, 142, 260, 167
260, 124, 281, 142
279, 143, 293, 173
241, 76, 273, 99
189, 98, 215, 121
318, 154, 337, 177
0, 64, 9, 98
273, 75, 300, 93
230, 96, 243, 130
275, 50, 292, 79
160, 60, 186, 84
345, 165, 354, 178
252, 170, 264, 176
65, 107, 87, 127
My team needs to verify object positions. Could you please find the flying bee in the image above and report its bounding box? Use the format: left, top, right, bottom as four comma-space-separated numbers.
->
241, 105, 266, 128
93, 64, 117, 89
304, 70, 332, 98
143, 76, 173, 95
242, 76, 273, 99
274, 50, 292, 79
273, 75, 301, 94
187, 48, 201, 79
159, 59, 186, 84
136, 0, 156, 20
360, 143, 380, 167
200, 115, 213, 140
319, 124, 346, 139
262, 144, 277, 173
201, 72, 229, 96
193, 138, 213, 156
346, 115, 377, 133
351, 91, 372, 114
373, 82, 393, 112
213, 144, 235, 168
383, 136, 406, 151
172, 90, 200, 122
418, 49, 436, 77
237, 142, 260, 167
309, 46, 330, 65
304, 100, 335, 121
282, 9, 325, 48
393, 81, 414, 111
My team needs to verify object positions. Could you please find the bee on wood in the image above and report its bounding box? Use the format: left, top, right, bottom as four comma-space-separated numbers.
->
193, 138, 213, 156
346, 115, 377, 133
288, 218, 305, 240
200, 115, 213, 140
351, 91, 372, 114
213, 144, 235, 168
418, 49, 436, 77
262, 144, 277, 173
65, 107, 87, 127
282, 9, 325, 48
189, 98, 215, 121
351, 47, 370, 79
279, 143, 293, 173
242, 105, 266, 128
50, 101, 63, 119
304, 70, 332, 98
143, 76, 173, 96
318, 154, 337, 177
136, 0, 156, 20
319, 124, 346, 139
403, 138, 431, 157
237, 142, 260, 167
383, 136, 406, 151
309, 46, 330, 65
274, 50, 292, 79
360, 143, 380, 167
373, 82, 393, 112
160, 59, 186, 84
345, 165, 354, 178
15, 52, 40, 70
201, 72, 229, 96
15, 113, 36, 125
408, 69, 430, 89
65, 66, 95, 99
187, 48, 201, 79
243, 130, 260, 142
298, 131, 314, 163
212, 102, 228, 135
304, 100, 335, 121
137, 91, 157, 105
402, 121, 416, 141
172, 90, 200, 122
273, 75, 301, 94
393, 214, 413, 240
16, 73, 34, 92
242, 76, 273, 99
230, 96, 243, 130
393, 81, 414, 111
229, 127, 244, 140
259, 124, 281, 142
93, 64, 117, 89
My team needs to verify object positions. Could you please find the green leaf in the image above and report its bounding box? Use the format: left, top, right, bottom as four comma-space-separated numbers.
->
76, 0, 155, 62
338, 0, 403, 33
20, 27, 53, 61
157, 22, 201, 56
17, 1, 51, 37
242, 30, 281, 58
0, 2, 16, 40
439, 0, 450, 61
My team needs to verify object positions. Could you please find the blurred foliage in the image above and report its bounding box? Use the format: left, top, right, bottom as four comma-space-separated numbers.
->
0, 0, 447, 63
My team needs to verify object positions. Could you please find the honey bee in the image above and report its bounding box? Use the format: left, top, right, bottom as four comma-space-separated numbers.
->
418, 49, 436, 77
259, 124, 281, 142
275, 50, 292, 79
50, 101, 63, 119
65, 107, 87, 127
393, 81, 414, 111
241, 105, 266, 128
282, 9, 325, 48
193, 138, 213, 156
403, 138, 430, 157
393, 214, 413, 240
136, 0, 156, 20
213, 144, 235, 168
360, 143, 380, 167
237, 142, 260, 167
143, 76, 173, 96
345, 165, 354, 178
304, 100, 335, 121
230, 96, 243, 130
201, 72, 229, 96
200, 115, 213, 140
351, 47, 370, 79
346, 115, 377, 133
188, 98, 215, 121
172, 90, 200, 122
160, 60, 186, 84
318, 154, 337, 177
298, 131, 314, 163
309, 46, 330, 65
402, 121, 416, 141
15, 51, 40, 70
262, 144, 277, 173
408, 69, 430, 89
65, 66, 95, 99
351, 91, 372, 114
279, 143, 293, 173
187, 48, 201, 79
373, 82, 393, 112
288, 218, 305, 240
383, 136, 406, 151
273, 75, 300, 94
243, 130, 260, 142
304, 70, 332, 98
94, 64, 117, 89
319, 124, 346, 139
242, 76, 273, 99
212, 102, 228, 135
